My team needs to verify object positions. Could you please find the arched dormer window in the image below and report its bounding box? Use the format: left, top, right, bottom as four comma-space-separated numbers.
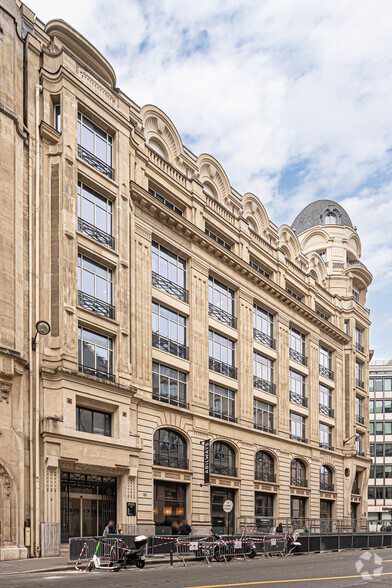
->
211, 441, 236, 477
153, 428, 188, 469
255, 451, 275, 482
291, 459, 307, 487
149, 140, 167, 159
203, 183, 216, 200
247, 218, 258, 233
320, 465, 333, 491
320, 207, 342, 226
325, 213, 337, 224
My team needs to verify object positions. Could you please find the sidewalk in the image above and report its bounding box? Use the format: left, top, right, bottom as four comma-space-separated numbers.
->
0, 556, 72, 575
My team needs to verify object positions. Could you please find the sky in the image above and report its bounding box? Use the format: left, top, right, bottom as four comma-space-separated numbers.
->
29, 0, 392, 359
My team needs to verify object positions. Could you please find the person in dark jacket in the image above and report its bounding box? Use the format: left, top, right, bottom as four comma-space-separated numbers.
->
276, 522, 283, 533
103, 519, 116, 535
171, 521, 179, 535
178, 520, 192, 535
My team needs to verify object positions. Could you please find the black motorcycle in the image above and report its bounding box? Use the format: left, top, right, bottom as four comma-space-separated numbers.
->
116, 535, 148, 569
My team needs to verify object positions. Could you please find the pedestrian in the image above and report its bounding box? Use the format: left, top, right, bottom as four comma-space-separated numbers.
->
178, 519, 192, 535
276, 522, 283, 533
171, 521, 179, 535
103, 519, 116, 536
386, 523, 391, 532
302, 525, 308, 534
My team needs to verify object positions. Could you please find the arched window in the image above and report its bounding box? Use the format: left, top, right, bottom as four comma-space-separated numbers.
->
149, 140, 166, 159
153, 429, 187, 469
211, 441, 236, 477
291, 459, 306, 487
203, 183, 216, 200
247, 218, 258, 233
255, 451, 275, 482
324, 213, 337, 225
320, 465, 333, 491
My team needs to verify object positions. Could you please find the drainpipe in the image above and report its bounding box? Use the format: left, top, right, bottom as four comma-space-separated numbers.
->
28, 131, 34, 557
34, 83, 42, 557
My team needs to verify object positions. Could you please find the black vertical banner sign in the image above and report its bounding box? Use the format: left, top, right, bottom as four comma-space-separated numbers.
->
204, 440, 210, 485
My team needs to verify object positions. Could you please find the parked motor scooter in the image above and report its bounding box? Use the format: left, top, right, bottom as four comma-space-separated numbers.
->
114, 535, 149, 569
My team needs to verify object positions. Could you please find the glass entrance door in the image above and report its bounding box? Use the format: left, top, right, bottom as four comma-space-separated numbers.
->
211, 488, 235, 535
82, 498, 99, 537
68, 496, 99, 537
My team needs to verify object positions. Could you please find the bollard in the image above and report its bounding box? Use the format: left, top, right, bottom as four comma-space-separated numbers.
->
170, 549, 173, 565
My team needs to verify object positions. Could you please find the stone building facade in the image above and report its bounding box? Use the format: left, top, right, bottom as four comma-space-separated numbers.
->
0, 1, 372, 558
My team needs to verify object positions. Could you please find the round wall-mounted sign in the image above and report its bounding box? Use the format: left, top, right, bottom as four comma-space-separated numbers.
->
223, 499, 233, 513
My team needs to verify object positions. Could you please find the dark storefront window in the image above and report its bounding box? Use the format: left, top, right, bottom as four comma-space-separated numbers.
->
320, 500, 333, 532
255, 492, 274, 517
154, 482, 186, 535
60, 472, 116, 543
211, 488, 235, 535
291, 497, 307, 526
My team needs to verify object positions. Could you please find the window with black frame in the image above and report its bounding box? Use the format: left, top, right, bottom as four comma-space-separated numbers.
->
211, 441, 236, 476
77, 182, 114, 248
78, 254, 114, 319
289, 328, 307, 365
78, 326, 114, 381
209, 330, 236, 378
152, 362, 187, 408
290, 412, 307, 443
253, 304, 275, 348
319, 384, 334, 418
319, 345, 334, 379
291, 459, 307, 487
153, 428, 188, 469
152, 302, 187, 359
76, 406, 111, 437
255, 451, 275, 482
253, 352, 275, 394
208, 276, 236, 327
289, 370, 307, 407
209, 383, 236, 422
319, 423, 333, 450
320, 465, 333, 491
77, 113, 113, 178
152, 241, 187, 302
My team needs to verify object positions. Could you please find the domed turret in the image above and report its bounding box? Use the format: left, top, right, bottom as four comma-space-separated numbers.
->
291, 199, 353, 235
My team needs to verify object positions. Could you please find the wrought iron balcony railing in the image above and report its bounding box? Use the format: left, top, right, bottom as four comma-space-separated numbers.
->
208, 303, 237, 329
209, 409, 237, 423
356, 414, 365, 425
254, 423, 276, 435
78, 291, 115, 319
253, 376, 276, 395
152, 390, 189, 409
209, 357, 237, 379
347, 259, 367, 268
152, 333, 189, 359
320, 481, 334, 492
77, 217, 115, 249
356, 450, 365, 457
78, 364, 115, 382
253, 327, 276, 350
356, 342, 364, 353
319, 442, 334, 451
290, 434, 308, 444
289, 348, 308, 366
291, 477, 308, 487
319, 365, 334, 380
77, 144, 114, 179
255, 471, 276, 483
152, 272, 188, 303
211, 464, 237, 477
319, 403, 335, 418
356, 378, 365, 389
290, 391, 308, 408
153, 455, 189, 469
351, 485, 360, 494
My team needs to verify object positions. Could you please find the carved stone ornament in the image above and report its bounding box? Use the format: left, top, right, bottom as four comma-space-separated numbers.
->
0, 465, 12, 497
0, 382, 10, 404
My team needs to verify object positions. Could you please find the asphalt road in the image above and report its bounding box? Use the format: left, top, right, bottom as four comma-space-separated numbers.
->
2, 549, 392, 587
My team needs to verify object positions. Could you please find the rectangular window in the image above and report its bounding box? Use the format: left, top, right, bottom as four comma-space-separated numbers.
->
290, 412, 306, 442
352, 288, 360, 302
54, 103, 61, 132
385, 422, 392, 435
368, 487, 375, 499
369, 378, 374, 392
369, 422, 374, 436
151, 241, 187, 302
289, 328, 307, 365
78, 254, 114, 318
253, 351, 275, 395
289, 370, 307, 407
370, 443, 374, 457
355, 396, 364, 424
253, 399, 275, 434
319, 384, 333, 417
355, 361, 364, 388
319, 423, 333, 450
76, 406, 111, 436
286, 287, 302, 302
355, 327, 364, 352
385, 465, 392, 479
375, 488, 384, 500
385, 400, 392, 413
249, 260, 270, 279
375, 400, 384, 413
344, 320, 349, 335
253, 304, 275, 348
209, 330, 236, 378
77, 181, 114, 248
369, 400, 374, 414
77, 112, 113, 178
78, 326, 114, 381
385, 378, 392, 391
374, 378, 384, 392
152, 362, 187, 408
148, 188, 183, 216
356, 434, 364, 455
386, 487, 392, 499
208, 277, 236, 327
209, 382, 236, 422
205, 228, 231, 250
375, 422, 384, 435
319, 345, 333, 379
152, 303, 187, 359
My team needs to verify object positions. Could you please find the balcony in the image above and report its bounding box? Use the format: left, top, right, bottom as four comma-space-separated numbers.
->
78, 291, 115, 319
291, 477, 308, 488
289, 348, 308, 366
356, 378, 365, 389
319, 365, 334, 380
356, 450, 365, 457
255, 471, 276, 483
153, 454, 189, 469
152, 390, 188, 409
152, 333, 189, 359
78, 364, 114, 382
319, 403, 334, 418
356, 414, 365, 425
289, 391, 308, 408
209, 357, 237, 379
77, 217, 115, 249
253, 375, 276, 395
208, 303, 237, 329
77, 144, 114, 179
347, 259, 367, 268
209, 409, 237, 423
152, 272, 188, 303
319, 442, 334, 451
211, 464, 237, 477
253, 327, 276, 350
290, 434, 308, 444
254, 423, 276, 435
320, 481, 334, 492
356, 342, 364, 354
